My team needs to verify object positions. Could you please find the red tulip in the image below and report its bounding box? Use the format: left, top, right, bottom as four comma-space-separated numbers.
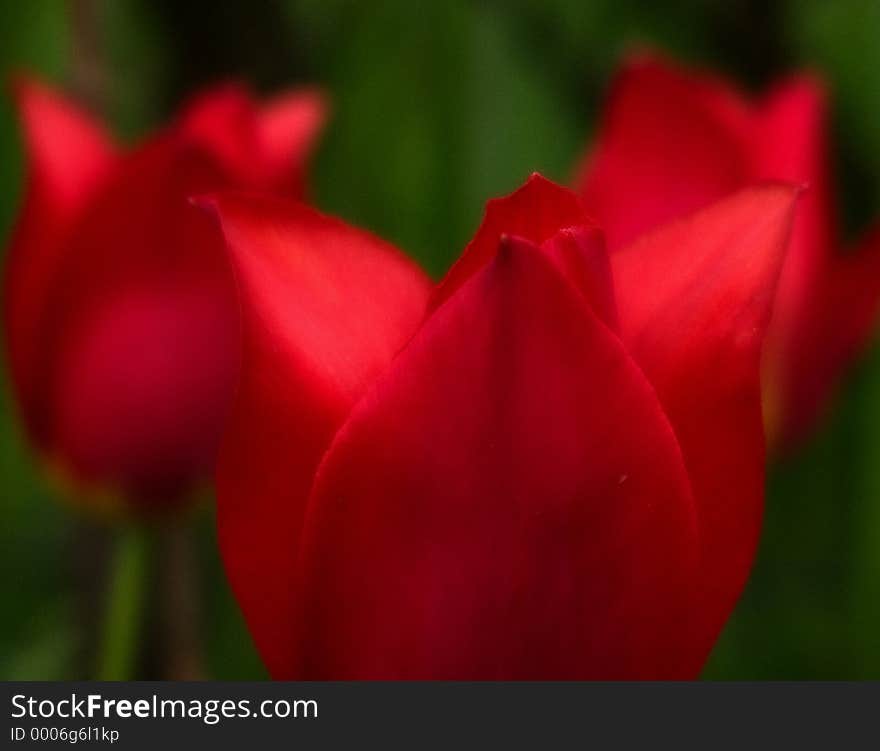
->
3, 78, 326, 510
205, 173, 797, 678
577, 52, 880, 450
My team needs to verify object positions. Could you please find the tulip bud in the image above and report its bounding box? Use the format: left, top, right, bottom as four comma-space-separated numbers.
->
577, 52, 880, 451
2, 78, 326, 512
207, 174, 797, 679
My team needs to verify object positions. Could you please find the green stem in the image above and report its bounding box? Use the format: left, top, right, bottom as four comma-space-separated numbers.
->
96, 524, 149, 680
157, 521, 204, 679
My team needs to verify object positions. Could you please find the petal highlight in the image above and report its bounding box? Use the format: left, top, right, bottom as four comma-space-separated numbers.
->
577, 54, 752, 251
612, 184, 798, 670
205, 195, 430, 677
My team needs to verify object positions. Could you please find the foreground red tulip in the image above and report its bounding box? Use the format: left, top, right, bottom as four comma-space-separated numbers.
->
206, 174, 797, 678
3, 77, 325, 510
577, 53, 880, 450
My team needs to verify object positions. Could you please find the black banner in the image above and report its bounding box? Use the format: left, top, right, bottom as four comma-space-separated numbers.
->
2, 681, 876, 748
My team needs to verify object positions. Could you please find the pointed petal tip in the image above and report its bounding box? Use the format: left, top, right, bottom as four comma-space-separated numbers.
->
760, 177, 806, 195
730, 180, 803, 214
294, 219, 697, 678
521, 170, 567, 192
286, 88, 330, 128
754, 180, 804, 224
494, 232, 536, 265
431, 174, 594, 311
5, 72, 117, 175
187, 190, 277, 224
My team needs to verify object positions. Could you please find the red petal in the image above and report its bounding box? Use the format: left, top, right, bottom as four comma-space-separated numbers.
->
37, 136, 241, 505
540, 225, 619, 331
178, 83, 326, 197
576, 54, 752, 250
256, 89, 327, 195
611, 185, 799, 670
3, 77, 117, 443
293, 237, 698, 679
177, 83, 260, 185
772, 225, 880, 447
755, 75, 833, 255
431, 173, 593, 310
8, 76, 118, 205
753, 76, 839, 448
204, 195, 430, 677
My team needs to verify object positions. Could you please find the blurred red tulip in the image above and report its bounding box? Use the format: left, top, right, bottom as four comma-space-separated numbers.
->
205, 173, 797, 679
2, 77, 326, 511
576, 52, 880, 451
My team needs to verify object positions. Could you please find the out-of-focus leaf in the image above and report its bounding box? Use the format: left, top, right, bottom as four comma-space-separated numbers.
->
705, 414, 857, 679
786, 0, 880, 231
103, 0, 168, 138
459, 4, 580, 233
289, 0, 583, 277
1, 601, 76, 681
290, 0, 470, 277
0, 1, 68, 235
0, 0, 71, 682
847, 345, 880, 678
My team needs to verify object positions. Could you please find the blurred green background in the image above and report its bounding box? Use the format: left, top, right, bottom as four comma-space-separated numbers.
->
1, 0, 879, 679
